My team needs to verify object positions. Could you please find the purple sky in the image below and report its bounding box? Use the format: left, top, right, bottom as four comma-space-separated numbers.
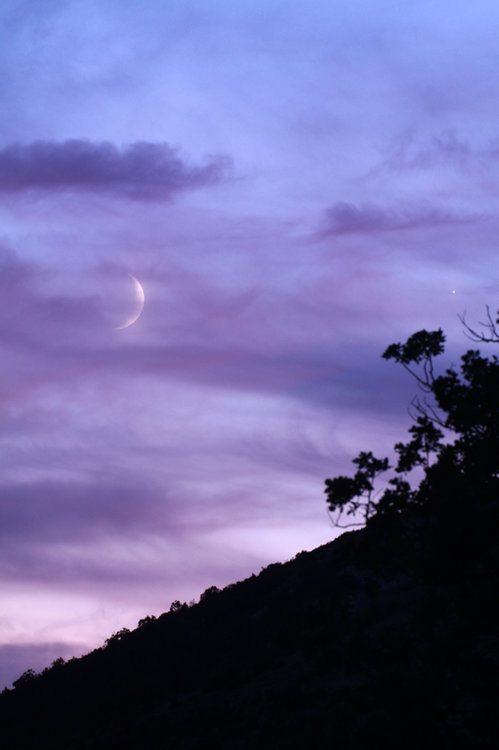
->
1, 0, 498, 688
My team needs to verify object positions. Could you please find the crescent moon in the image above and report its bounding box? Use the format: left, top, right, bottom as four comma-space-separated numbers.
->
115, 274, 145, 330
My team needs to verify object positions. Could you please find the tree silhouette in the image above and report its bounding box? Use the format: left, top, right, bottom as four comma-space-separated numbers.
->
325, 311, 499, 527
324, 452, 390, 527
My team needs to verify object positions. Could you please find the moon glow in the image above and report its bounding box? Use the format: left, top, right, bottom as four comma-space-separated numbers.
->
115, 274, 145, 330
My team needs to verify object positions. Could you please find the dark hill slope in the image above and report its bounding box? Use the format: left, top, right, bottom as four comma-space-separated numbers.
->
1, 503, 498, 749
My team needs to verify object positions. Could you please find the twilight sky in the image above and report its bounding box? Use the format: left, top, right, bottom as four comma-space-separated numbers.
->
1, 0, 498, 688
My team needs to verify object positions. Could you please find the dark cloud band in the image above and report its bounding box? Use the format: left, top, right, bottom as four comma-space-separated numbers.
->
0, 140, 231, 200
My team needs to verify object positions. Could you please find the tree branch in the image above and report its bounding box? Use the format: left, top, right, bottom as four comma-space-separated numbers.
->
459, 305, 499, 344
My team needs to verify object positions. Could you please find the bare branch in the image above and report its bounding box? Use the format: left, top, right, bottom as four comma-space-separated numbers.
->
407, 396, 448, 434
326, 507, 364, 529
459, 305, 499, 344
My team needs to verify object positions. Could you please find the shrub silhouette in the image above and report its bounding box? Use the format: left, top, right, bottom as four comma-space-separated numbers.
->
11, 669, 38, 690
105, 627, 131, 647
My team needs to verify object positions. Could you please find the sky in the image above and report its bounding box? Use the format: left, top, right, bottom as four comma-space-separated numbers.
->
1, 0, 498, 688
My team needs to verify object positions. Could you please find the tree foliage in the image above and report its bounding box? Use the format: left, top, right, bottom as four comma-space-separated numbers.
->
12, 669, 37, 689
105, 628, 131, 647
324, 452, 390, 527
325, 310, 499, 527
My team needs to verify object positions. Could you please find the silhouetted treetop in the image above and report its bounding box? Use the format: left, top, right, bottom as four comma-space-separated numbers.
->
382, 328, 445, 391
326, 310, 499, 528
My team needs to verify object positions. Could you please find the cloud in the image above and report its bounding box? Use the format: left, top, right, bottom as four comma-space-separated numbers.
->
0, 140, 231, 200
0, 245, 444, 417
0, 476, 169, 545
378, 130, 472, 173
0, 472, 183, 588
377, 129, 499, 176
319, 201, 464, 236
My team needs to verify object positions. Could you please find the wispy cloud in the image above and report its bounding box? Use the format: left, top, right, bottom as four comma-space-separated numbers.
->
0, 476, 169, 547
0, 140, 231, 200
377, 129, 499, 174
318, 201, 469, 236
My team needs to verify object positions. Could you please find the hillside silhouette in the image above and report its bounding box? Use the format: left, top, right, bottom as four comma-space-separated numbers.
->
1, 317, 498, 749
